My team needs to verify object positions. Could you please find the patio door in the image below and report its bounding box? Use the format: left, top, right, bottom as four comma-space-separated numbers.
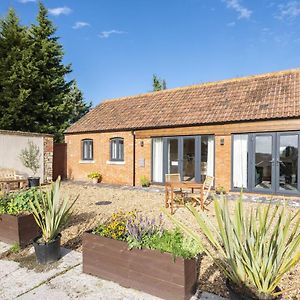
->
165, 136, 197, 182
250, 133, 300, 194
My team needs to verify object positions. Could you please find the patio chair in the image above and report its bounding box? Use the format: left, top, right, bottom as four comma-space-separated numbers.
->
189, 175, 214, 210
165, 173, 185, 206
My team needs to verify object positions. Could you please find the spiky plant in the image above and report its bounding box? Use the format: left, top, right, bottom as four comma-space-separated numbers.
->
30, 177, 78, 243
165, 195, 300, 299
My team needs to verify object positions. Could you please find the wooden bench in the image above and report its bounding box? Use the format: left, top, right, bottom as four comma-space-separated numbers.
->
0, 168, 27, 192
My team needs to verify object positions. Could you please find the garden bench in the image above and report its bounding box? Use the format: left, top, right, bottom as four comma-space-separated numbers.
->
0, 168, 27, 192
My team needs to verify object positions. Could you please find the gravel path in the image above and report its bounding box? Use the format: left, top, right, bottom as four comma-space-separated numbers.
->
59, 181, 300, 300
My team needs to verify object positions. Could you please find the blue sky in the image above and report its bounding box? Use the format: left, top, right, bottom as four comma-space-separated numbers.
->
1, 0, 300, 106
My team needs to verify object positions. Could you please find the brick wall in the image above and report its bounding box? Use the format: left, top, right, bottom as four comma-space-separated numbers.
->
65, 131, 134, 185
214, 135, 231, 191
135, 138, 152, 186
66, 131, 234, 189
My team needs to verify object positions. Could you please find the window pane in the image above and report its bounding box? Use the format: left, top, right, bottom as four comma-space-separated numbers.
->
279, 135, 298, 191
201, 136, 214, 182
82, 140, 93, 160
233, 135, 248, 188
110, 138, 124, 161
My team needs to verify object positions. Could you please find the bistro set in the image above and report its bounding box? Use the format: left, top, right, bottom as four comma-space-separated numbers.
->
164, 174, 214, 214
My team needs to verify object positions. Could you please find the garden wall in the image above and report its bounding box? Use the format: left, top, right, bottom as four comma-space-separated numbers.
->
0, 130, 53, 183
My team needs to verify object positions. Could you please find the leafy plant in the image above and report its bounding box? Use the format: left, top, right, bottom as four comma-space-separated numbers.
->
215, 185, 226, 194
19, 141, 41, 176
93, 211, 134, 241
87, 172, 102, 180
29, 176, 78, 243
0, 188, 42, 215
10, 243, 21, 254
140, 175, 150, 187
165, 194, 300, 299
93, 211, 201, 259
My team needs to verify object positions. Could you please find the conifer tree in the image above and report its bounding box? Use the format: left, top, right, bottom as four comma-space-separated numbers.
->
152, 74, 167, 91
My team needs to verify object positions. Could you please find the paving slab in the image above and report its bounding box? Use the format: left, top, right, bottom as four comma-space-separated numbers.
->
0, 242, 11, 255
0, 247, 81, 299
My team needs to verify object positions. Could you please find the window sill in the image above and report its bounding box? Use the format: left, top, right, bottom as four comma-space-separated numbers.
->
79, 160, 96, 164
106, 160, 125, 165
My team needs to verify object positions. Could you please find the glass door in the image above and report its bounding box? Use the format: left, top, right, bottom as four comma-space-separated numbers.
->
252, 134, 275, 192
167, 138, 179, 175
182, 137, 196, 181
276, 133, 299, 193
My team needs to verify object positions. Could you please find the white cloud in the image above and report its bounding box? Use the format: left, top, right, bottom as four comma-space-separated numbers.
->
19, 0, 36, 3
98, 30, 125, 39
72, 22, 90, 29
227, 21, 236, 27
223, 0, 252, 19
48, 6, 72, 16
276, 1, 300, 20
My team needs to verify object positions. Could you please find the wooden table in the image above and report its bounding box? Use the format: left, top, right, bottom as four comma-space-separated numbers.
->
165, 181, 203, 214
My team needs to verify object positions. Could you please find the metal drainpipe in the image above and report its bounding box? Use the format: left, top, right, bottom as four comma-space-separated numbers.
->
132, 130, 136, 186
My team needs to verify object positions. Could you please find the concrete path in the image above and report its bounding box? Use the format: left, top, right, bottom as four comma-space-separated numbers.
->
0, 242, 227, 300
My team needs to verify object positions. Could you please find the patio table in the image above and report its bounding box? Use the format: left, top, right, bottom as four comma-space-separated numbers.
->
165, 181, 203, 214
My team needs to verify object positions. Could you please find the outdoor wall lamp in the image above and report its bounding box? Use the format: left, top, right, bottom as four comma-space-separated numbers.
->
140, 141, 144, 147
220, 138, 225, 146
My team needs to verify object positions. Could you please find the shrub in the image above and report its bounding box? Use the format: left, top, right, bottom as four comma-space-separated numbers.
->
87, 172, 102, 181
29, 177, 78, 243
19, 141, 41, 177
140, 175, 150, 187
0, 188, 43, 215
166, 194, 300, 299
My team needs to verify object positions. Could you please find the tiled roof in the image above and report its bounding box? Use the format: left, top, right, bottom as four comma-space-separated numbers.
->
66, 68, 300, 134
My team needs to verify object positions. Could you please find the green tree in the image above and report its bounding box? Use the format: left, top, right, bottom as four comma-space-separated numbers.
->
152, 74, 167, 91
0, 9, 32, 130
0, 4, 91, 142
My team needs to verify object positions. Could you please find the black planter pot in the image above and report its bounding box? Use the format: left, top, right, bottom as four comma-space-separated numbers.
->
28, 177, 40, 188
226, 280, 282, 300
33, 234, 61, 264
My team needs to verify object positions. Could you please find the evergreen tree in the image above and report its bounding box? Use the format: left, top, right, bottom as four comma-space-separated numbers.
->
0, 9, 33, 130
152, 74, 167, 91
0, 4, 91, 142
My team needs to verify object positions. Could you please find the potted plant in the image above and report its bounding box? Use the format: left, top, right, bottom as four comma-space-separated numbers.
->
215, 185, 227, 194
140, 175, 150, 187
0, 189, 41, 247
29, 176, 78, 264
83, 211, 201, 300
165, 195, 300, 300
19, 141, 41, 187
87, 172, 102, 184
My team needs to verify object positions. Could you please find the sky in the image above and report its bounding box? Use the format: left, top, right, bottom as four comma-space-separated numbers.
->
1, 0, 300, 106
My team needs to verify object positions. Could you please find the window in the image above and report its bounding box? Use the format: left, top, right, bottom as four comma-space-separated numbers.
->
110, 138, 124, 161
82, 139, 93, 160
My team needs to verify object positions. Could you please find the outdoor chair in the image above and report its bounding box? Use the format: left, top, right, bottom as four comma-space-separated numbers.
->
189, 175, 214, 210
165, 173, 185, 205
0, 168, 27, 192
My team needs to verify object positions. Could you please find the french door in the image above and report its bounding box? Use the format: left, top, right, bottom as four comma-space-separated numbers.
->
251, 132, 299, 194
165, 136, 198, 182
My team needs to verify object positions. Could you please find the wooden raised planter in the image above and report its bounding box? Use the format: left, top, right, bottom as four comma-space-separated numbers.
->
0, 214, 40, 247
83, 231, 198, 300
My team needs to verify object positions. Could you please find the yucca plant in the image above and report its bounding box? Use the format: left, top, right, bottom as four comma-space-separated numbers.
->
30, 176, 78, 243
165, 194, 300, 299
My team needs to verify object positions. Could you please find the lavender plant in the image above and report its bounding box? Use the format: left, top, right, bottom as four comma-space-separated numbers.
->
126, 213, 164, 249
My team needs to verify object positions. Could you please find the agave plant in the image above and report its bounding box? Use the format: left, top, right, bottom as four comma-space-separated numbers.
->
165, 194, 300, 299
30, 176, 78, 243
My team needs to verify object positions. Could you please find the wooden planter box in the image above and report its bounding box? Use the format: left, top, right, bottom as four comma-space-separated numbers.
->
0, 214, 40, 247
83, 232, 198, 300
